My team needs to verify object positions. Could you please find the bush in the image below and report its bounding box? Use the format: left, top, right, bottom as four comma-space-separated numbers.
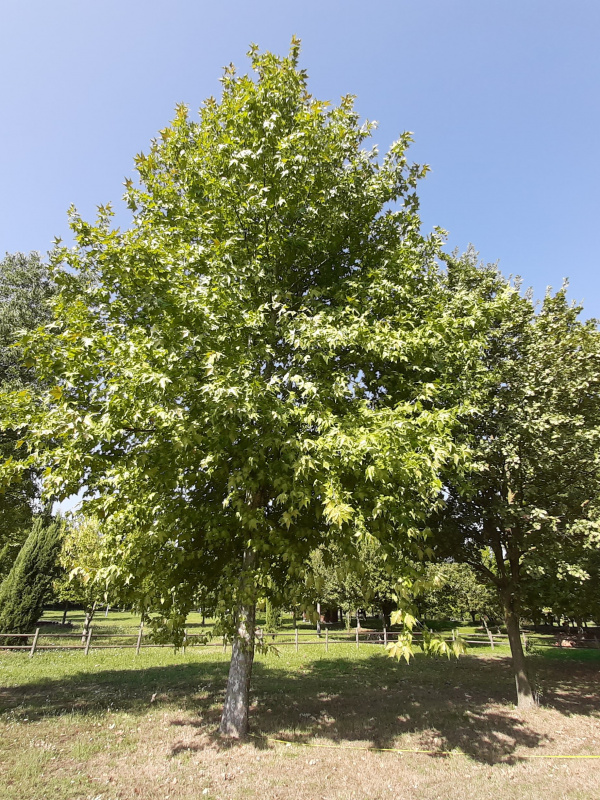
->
265, 599, 282, 633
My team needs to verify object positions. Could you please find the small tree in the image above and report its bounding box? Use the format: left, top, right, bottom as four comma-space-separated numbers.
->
264, 598, 282, 634
0, 517, 63, 635
55, 515, 106, 642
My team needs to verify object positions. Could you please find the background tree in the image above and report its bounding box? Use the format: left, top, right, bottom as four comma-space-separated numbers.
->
54, 515, 106, 642
520, 537, 600, 631
264, 598, 282, 634
416, 561, 498, 625
432, 249, 600, 708
0, 517, 63, 635
303, 543, 364, 627
0, 252, 55, 575
4, 42, 475, 737
303, 537, 409, 627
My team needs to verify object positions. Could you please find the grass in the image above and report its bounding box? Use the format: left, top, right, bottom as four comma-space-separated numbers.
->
1, 615, 599, 799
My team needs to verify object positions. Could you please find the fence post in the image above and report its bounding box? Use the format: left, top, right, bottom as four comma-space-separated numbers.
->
521, 630, 528, 650
183, 629, 187, 655
482, 618, 494, 650
136, 625, 143, 655
325, 627, 328, 653
383, 625, 387, 648
29, 628, 40, 658
295, 627, 299, 653
356, 625, 359, 650
84, 626, 93, 656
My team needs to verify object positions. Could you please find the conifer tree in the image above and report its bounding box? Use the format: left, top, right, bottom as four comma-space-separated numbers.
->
0, 517, 63, 635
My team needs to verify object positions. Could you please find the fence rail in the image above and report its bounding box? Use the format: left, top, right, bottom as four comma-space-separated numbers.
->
2, 626, 596, 658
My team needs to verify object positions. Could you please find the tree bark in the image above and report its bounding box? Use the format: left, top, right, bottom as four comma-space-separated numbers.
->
81, 602, 97, 645
503, 596, 536, 709
219, 549, 257, 738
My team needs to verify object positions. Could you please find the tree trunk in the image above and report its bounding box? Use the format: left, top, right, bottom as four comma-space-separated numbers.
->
61, 602, 68, 625
219, 549, 257, 738
81, 602, 97, 645
503, 598, 536, 709
381, 600, 394, 628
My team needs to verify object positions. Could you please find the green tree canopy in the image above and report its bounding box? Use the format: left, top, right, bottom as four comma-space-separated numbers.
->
2, 42, 476, 736
417, 561, 498, 625
54, 514, 107, 639
432, 248, 600, 707
0, 252, 55, 574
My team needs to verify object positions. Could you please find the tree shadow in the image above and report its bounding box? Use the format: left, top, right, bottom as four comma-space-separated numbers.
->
533, 650, 600, 717
244, 653, 552, 764
1, 649, 598, 765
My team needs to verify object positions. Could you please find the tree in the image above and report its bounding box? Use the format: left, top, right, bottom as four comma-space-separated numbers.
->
432, 249, 600, 707
264, 597, 282, 634
3, 42, 474, 736
520, 538, 600, 630
0, 252, 55, 573
302, 537, 406, 627
417, 561, 498, 625
0, 517, 63, 635
54, 515, 107, 641
303, 543, 364, 626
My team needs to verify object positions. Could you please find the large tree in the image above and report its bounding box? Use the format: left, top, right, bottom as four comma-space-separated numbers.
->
3, 42, 475, 736
432, 249, 600, 707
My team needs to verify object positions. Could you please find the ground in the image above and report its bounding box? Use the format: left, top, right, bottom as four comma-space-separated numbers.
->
0, 612, 598, 799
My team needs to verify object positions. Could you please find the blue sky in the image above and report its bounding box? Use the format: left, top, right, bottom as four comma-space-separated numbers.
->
1, 1, 598, 316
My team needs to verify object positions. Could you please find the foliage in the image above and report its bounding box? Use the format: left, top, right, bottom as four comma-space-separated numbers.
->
0, 517, 63, 634
264, 598, 282, 633
3, 43, 474, 629
0, 252, 55, 571
385, 607, 467, 662
416, 561, 499, 623
302, 536, 413, 624
0, 43, 480, 729
521, 543, 600, 626
54, 515, 107, 615
430, 248, 600, 702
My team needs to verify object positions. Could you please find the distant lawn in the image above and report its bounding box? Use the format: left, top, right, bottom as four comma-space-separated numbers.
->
1, 632, 598, 800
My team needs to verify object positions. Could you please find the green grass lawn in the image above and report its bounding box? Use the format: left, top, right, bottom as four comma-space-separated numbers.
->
1, 622, 599, 800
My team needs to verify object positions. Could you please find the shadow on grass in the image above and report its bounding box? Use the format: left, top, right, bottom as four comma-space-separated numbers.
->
1, 649, 598, 765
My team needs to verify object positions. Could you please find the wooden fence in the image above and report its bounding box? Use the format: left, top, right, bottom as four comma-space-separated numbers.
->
1, 626, 590, 658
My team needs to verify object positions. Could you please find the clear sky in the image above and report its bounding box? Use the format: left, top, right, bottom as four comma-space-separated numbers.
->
1, 0, 598, 316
